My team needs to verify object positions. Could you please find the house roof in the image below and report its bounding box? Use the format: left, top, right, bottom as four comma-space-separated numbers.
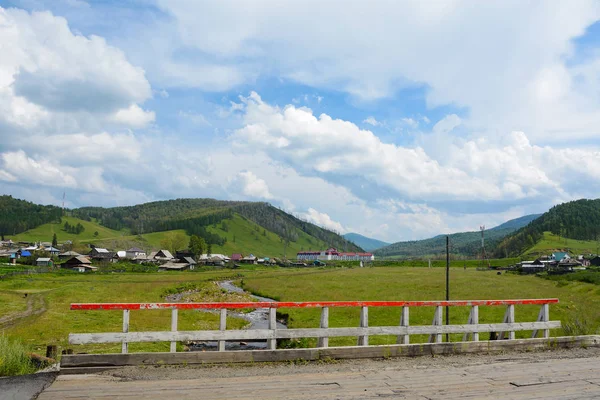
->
156, 249, 174, 259
44, 247, 60, 252
181, 257, 196, 264
91, 251, 117, 259
231, 253, 243, 260
59, 251, 81, 257
65, 256, 92, 265
92, 248, 109, 253
159, 262, 188, 270
20, 250, 31, 257
117, 251, 127, 258
127, 247, 144, 252
36, 258, 51, 262
552, 252, 570, 260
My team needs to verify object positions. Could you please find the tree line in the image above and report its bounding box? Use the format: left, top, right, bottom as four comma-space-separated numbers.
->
0, 195, 63, 238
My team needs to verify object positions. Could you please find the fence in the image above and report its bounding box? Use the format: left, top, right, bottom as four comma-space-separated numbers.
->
69, 299, 560, 354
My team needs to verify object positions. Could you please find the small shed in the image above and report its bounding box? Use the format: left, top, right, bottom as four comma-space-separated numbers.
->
36, 257, 53, 267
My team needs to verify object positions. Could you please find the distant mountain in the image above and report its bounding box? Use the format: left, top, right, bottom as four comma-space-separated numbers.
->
494, 199, 600, 257
375, 214, 541, 258
343, 233, 390, 251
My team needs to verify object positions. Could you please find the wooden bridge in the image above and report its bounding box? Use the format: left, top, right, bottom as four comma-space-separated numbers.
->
62, 298, 565, 369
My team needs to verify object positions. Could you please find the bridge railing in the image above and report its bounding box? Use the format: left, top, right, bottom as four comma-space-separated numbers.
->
69, 299, 560, 354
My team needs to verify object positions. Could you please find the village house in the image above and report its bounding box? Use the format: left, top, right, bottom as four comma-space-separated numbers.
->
231, 253, 243, 262
241, 254, 258, 264
125, 247, 146, 259
61, 256, 97, 272
297, 247, 375, 262
148, 249, 175, 263
44, 246, 60, 256
59, 250, 81, 259
36, 257, 53, 267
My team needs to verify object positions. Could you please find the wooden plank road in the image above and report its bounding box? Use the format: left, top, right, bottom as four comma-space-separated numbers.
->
39, 353, 600, 399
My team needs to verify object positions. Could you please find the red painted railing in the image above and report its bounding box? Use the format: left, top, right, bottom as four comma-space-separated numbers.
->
71, 298, 558, 310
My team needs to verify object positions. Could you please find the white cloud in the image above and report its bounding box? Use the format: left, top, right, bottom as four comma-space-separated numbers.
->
0, 150, 78, 188
149, 1, 600, 142
0, 7, 153, 134
230, 170, 273, 199
300, 208, 346, 234
233, 93, 600, 210
111, 104, 155, 128
363, 116, 381, 126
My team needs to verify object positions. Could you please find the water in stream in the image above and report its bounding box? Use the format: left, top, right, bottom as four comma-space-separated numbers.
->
189, 280, 287, 351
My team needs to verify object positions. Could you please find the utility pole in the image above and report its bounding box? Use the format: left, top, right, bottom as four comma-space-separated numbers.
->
445, 235, 450, 342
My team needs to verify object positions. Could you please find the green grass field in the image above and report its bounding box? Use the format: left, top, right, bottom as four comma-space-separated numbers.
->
524, 232, 600, 258
241, 267, 600, 346
1, 265, 599, 360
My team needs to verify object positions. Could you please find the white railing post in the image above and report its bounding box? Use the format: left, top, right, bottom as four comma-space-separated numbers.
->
268, 308, 277, 350
122, 309, 129, 354
463, 305, 479, 342
532, 303, 550, 339
318, 307, 329, 348
357, 306, 369, 346
218, 308, 227, 351
428, 306, 443, 343
170, 309, 178, 353
499, 304, 515, 340
542, 303, 549, 339
397, 306, 409, 344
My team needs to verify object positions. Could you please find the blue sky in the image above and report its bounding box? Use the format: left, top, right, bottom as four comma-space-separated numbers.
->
1, 0, 600, 243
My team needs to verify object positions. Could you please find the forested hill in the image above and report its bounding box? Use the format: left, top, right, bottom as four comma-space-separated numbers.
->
494, 199, 600, 257
0, 195, 62, 237
72, 198, 361, 251
375, 213, 540, 258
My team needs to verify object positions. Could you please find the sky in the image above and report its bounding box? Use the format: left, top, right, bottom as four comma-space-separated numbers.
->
1, 1, 600, 243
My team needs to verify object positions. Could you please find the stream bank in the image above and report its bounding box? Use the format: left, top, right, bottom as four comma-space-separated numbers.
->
188, 280, 287, 351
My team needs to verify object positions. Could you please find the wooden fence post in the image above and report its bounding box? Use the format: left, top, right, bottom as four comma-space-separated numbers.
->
463, 305, 479, 342
499, 304, 515, 340
397, 306, 409, 344
170, 309, 178, 353
357, 306, 369, 346
318, 307, 329, 348
532, 303, 550, 339
218, 308, 227, 351
428, 306, 442, 343
122, 309, 129, 354
268, 308, 277, 350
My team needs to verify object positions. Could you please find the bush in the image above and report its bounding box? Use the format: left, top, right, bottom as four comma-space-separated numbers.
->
0, 335, 37, 376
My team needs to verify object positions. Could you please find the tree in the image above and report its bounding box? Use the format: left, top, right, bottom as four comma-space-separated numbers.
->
189, 235, 205, 259
160, 232, 188, 254
94, 231, 99, 237
207, 243, 212, 257
52, 233, 58, 247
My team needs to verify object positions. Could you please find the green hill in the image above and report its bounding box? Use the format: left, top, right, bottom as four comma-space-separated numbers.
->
8, 216, 126, 243
522, 231, 599, 259
494, 199, 600, 257
375, 214, 540, 258
3, 197, 358, 257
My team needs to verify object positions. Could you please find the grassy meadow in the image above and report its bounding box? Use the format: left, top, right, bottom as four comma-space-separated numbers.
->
524, 232, 600, 258
1, 265, 599, 366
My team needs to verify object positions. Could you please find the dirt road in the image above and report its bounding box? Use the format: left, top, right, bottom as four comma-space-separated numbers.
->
38, 347, 600, 399
0, 293, 46, 330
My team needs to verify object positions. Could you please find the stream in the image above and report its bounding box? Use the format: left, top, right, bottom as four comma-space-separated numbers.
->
189, 280, 287, 351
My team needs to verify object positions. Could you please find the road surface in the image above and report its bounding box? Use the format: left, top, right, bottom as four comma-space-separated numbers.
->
38, 348, 600, 399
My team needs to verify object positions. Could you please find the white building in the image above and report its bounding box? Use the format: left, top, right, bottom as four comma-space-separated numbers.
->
297, 247, 374, 262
